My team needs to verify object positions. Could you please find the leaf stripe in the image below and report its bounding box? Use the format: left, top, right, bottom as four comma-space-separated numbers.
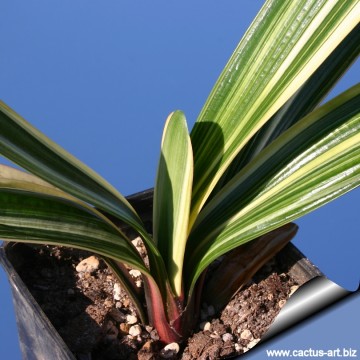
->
0, 101, 145, 234
190, 0, 360, 222
185, 85, 360, 291
215, 22, 360, 190
0, 189, 149, 273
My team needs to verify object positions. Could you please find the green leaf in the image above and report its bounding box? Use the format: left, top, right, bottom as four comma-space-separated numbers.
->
0, 188, 149, 274
186, 84, 360, 292
153, 111, 193, 297
216, 22, 360, 190
0, 180, 180, 332
0, 164, 154, 322
0, 164, 121, 229
0, 101, 146, 236
190, 0, 360, 223
0, 163, 170, 302
0, 102, 172, 293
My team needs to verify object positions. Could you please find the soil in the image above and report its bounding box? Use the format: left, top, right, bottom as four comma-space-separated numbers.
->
9, 240, 305, 360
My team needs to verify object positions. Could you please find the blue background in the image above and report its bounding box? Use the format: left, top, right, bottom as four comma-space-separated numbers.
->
1, 1, 359, 358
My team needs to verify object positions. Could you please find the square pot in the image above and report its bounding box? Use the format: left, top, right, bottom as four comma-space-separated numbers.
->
0, 189, 323, 360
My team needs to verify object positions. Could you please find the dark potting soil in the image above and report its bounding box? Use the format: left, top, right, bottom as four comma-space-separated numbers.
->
10, 241, 304, 360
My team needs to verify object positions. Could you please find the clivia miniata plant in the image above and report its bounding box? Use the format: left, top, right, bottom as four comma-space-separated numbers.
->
0, 0, 359, 346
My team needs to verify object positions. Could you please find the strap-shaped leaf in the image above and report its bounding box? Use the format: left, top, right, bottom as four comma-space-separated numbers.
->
0, 180, 179, 332
0, 164, 124, 230
186, 84, 360, 292
216, 22, 360, 190
190, 0, 360, 223
0, 164, 152, 322
0, 189, 149, 274
0, 101, 146, 236
0, 163, 170, 300
0, 102, 171, 291
153, 111, 193, 297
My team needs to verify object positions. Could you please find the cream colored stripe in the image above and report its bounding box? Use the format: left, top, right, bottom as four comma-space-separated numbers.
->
192, 2, 359, 216
211, 132, 360, 251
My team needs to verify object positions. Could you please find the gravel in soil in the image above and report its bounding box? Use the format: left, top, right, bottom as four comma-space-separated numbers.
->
10, 240, 302, 359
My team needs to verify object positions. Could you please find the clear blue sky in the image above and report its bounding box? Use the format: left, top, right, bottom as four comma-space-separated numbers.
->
1, 1, 359, 358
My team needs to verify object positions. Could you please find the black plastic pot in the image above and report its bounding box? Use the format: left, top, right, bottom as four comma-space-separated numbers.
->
0, 242, 76, 360
0, 189, 323, 359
